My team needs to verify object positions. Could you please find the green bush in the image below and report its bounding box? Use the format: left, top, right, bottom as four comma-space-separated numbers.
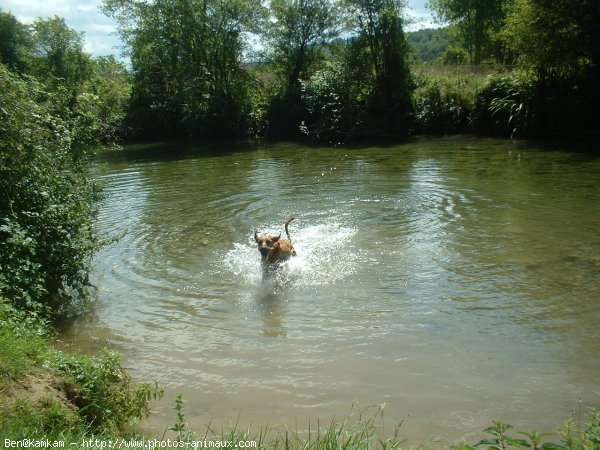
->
0, 64, 102, 315
1, 299, 162, 437
471, 72, 535, 137
75, 56, 132, 144
301, 60, 370, 143
413, 77, 473, 134
53, 350, 163, 433
470, 69, 600, 140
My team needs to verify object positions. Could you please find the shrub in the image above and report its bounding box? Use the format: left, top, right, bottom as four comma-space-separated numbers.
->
53, 350, 163, 433
471, 69, 600, 140
413, 77, 473, 134
301, 60, 370, 143
0, 64, 102, 316
471, 72, 535, 137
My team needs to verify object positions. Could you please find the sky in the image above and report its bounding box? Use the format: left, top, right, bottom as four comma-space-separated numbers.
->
0, 0, 437, 59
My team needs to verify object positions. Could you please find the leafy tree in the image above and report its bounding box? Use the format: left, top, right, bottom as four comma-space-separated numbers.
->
0, 10, 31, 73
266, 0, 339, 92
103, 0, 265, 139
0, 64, 102, 315
28, 16, 93, 90
345, 0, 413, 135
263, 0, 340, 137
301, 0, 413, 141
441, 44, 469, 64
428, 0, 506, 65
502, 0, 600, 76
76, 56, 132, 143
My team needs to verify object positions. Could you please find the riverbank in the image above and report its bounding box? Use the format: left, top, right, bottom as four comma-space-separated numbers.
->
0, 298, 163, 447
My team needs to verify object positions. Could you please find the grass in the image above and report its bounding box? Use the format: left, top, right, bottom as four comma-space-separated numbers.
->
0, 302, 49, 381
411, 63, 501, 81
167, 402, 417, 450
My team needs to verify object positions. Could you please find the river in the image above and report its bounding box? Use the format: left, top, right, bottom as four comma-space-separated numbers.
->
63, 136, 600, 444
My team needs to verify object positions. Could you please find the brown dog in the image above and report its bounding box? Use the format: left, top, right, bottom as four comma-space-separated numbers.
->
254, 218, 297, 268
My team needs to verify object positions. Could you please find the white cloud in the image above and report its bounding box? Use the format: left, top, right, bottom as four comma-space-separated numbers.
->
1, 0, 123, 57
404, 0, 438, 31
405, 10, 438, 31
3, 0, 74, 22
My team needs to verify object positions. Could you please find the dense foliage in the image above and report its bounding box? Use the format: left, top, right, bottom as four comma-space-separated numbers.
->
0, 13, 130, 317
102, 0, 265, 140
99, 0, 600, 142
0, 66, 101, 315
300, 0, 413, 142
101, 0, 415, 141
429, 0, 508, 65
1, 12, 155, 438
264, 0, 340, 138
407, 28, 449, 63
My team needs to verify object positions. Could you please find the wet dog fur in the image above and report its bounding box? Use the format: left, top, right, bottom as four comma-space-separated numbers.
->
254, 218, 297, 271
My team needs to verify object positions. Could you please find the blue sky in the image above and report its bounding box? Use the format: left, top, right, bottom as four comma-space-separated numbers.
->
0, 0, 436, 58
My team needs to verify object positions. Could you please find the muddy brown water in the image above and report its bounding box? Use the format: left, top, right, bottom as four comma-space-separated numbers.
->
63, 137, 600, 445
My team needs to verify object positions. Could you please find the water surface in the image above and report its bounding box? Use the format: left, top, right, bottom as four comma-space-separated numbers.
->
66, 137, 600, 443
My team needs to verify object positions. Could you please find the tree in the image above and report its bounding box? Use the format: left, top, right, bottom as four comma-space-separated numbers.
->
428, 0, 506, 65
103, 0, 265, 139
29, 16, 93, 89
345, 0, 413, 134
77, 56, 132, 143
266, 0, 339, 92
0, 10, 31, 73
263, 0, 339, 137
502, 0, 600, 76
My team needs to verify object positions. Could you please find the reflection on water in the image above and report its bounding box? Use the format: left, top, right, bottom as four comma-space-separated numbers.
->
64, 137, 600, 443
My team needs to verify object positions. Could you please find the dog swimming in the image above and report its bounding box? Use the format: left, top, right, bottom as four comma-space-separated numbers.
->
254, 218, 297, 274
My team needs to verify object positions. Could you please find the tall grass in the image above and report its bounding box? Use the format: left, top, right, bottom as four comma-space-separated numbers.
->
411, 64, 493, 135
158, 401, 429, 450
410, 64, 600, 140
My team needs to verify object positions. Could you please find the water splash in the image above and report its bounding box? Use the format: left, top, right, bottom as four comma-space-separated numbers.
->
222, 221, 359, 287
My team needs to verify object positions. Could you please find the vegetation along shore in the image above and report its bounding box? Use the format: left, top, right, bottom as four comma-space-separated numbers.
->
1, 0, 600, 447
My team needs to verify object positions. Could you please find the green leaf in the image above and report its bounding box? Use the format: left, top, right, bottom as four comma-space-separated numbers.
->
506, 437, 530, 448
540, 444, 568, 450
476, 439, 500, 446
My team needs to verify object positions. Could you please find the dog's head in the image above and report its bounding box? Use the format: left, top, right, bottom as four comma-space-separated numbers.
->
254, 231, 281, 257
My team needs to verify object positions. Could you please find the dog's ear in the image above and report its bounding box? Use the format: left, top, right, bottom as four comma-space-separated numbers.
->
254, 231, 259, 242
272, 233, 281, 242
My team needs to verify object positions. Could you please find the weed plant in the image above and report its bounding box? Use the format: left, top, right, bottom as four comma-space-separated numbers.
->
152, 396, 600, 450
160, 399, 417, 450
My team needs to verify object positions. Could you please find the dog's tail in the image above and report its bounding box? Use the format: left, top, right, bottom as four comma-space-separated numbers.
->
284, 217, 295, 242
